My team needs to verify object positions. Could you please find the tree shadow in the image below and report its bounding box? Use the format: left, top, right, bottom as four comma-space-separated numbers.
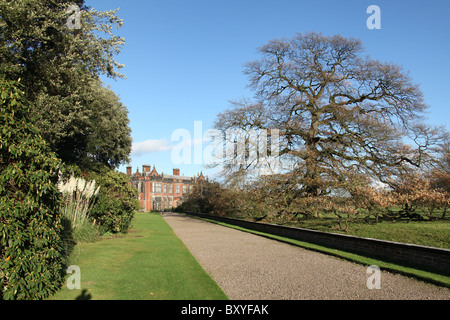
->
75, 289, 92, 300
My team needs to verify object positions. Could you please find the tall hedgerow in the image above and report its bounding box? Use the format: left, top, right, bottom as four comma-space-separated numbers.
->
0, 79, 65, 300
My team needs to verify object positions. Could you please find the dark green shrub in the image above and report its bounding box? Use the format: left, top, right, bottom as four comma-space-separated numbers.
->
0, 80, 66, 300
88, 169, 139, 234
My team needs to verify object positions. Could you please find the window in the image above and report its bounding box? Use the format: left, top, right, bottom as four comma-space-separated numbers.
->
168, 185, 173, 194
155, 183, 162, 193
163, 184, 167, 193
182, 185, 187, 194
176, 185, 180, 194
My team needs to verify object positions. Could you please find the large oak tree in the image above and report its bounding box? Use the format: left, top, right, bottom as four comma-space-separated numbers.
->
215, 32, 444, 195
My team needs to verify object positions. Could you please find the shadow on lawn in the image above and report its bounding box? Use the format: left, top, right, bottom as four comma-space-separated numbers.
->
75, 289, 92, 300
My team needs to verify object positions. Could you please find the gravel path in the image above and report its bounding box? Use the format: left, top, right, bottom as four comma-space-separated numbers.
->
163, 212, 449, 300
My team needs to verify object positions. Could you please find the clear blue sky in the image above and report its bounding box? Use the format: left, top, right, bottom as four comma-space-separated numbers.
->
86, 0, 450, 178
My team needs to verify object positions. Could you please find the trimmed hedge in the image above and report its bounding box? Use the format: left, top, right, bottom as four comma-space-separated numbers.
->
0, 80, 66, 300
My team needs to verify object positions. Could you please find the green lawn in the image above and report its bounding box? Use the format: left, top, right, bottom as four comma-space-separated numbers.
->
49, 212, 228, 300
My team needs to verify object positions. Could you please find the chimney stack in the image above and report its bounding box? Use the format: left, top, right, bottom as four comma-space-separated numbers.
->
173, 168, 180, 176
126, 166, 132, 176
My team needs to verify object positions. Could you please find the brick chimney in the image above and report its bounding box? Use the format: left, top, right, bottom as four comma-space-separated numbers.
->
173, 168, 180, 176
142, 165, 151, 173
126, 166, 132, 176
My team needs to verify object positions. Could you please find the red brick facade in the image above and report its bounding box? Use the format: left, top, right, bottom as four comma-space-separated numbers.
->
127, 165, 204, 212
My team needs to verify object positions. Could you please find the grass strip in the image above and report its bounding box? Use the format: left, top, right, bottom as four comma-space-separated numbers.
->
49, 212, 228, 300
190, 215, 450, 288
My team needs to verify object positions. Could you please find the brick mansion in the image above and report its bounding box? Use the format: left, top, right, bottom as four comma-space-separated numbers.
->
126, 165, 205, 212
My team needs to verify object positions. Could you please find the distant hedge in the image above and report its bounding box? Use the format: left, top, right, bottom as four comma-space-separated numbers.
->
0, 80, 65, 300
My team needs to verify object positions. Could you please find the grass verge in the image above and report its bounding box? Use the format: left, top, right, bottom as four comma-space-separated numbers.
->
49, 212, 228, 300
191, 215, 450, 288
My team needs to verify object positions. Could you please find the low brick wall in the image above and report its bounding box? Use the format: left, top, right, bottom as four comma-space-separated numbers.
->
183, 212, 450, 276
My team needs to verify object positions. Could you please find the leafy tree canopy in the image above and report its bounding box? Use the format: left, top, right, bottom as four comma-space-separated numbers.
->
0, 0, 131, 169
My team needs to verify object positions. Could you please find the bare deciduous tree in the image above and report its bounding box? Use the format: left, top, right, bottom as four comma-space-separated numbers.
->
215, 32, 443, 195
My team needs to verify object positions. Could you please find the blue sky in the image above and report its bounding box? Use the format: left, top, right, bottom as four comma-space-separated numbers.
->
86, 0, 450, 178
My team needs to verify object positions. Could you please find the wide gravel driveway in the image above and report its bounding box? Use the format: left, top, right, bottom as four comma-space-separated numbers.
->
163, 212, 449, 300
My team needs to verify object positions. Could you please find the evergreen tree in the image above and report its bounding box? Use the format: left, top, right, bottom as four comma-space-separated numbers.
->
0, 0, 131, 168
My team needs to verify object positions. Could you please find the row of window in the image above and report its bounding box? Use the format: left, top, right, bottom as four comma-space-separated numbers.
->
140, 182, 192, 194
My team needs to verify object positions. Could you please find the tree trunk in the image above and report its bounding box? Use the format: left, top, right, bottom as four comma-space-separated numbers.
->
304, 114, 322, 196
